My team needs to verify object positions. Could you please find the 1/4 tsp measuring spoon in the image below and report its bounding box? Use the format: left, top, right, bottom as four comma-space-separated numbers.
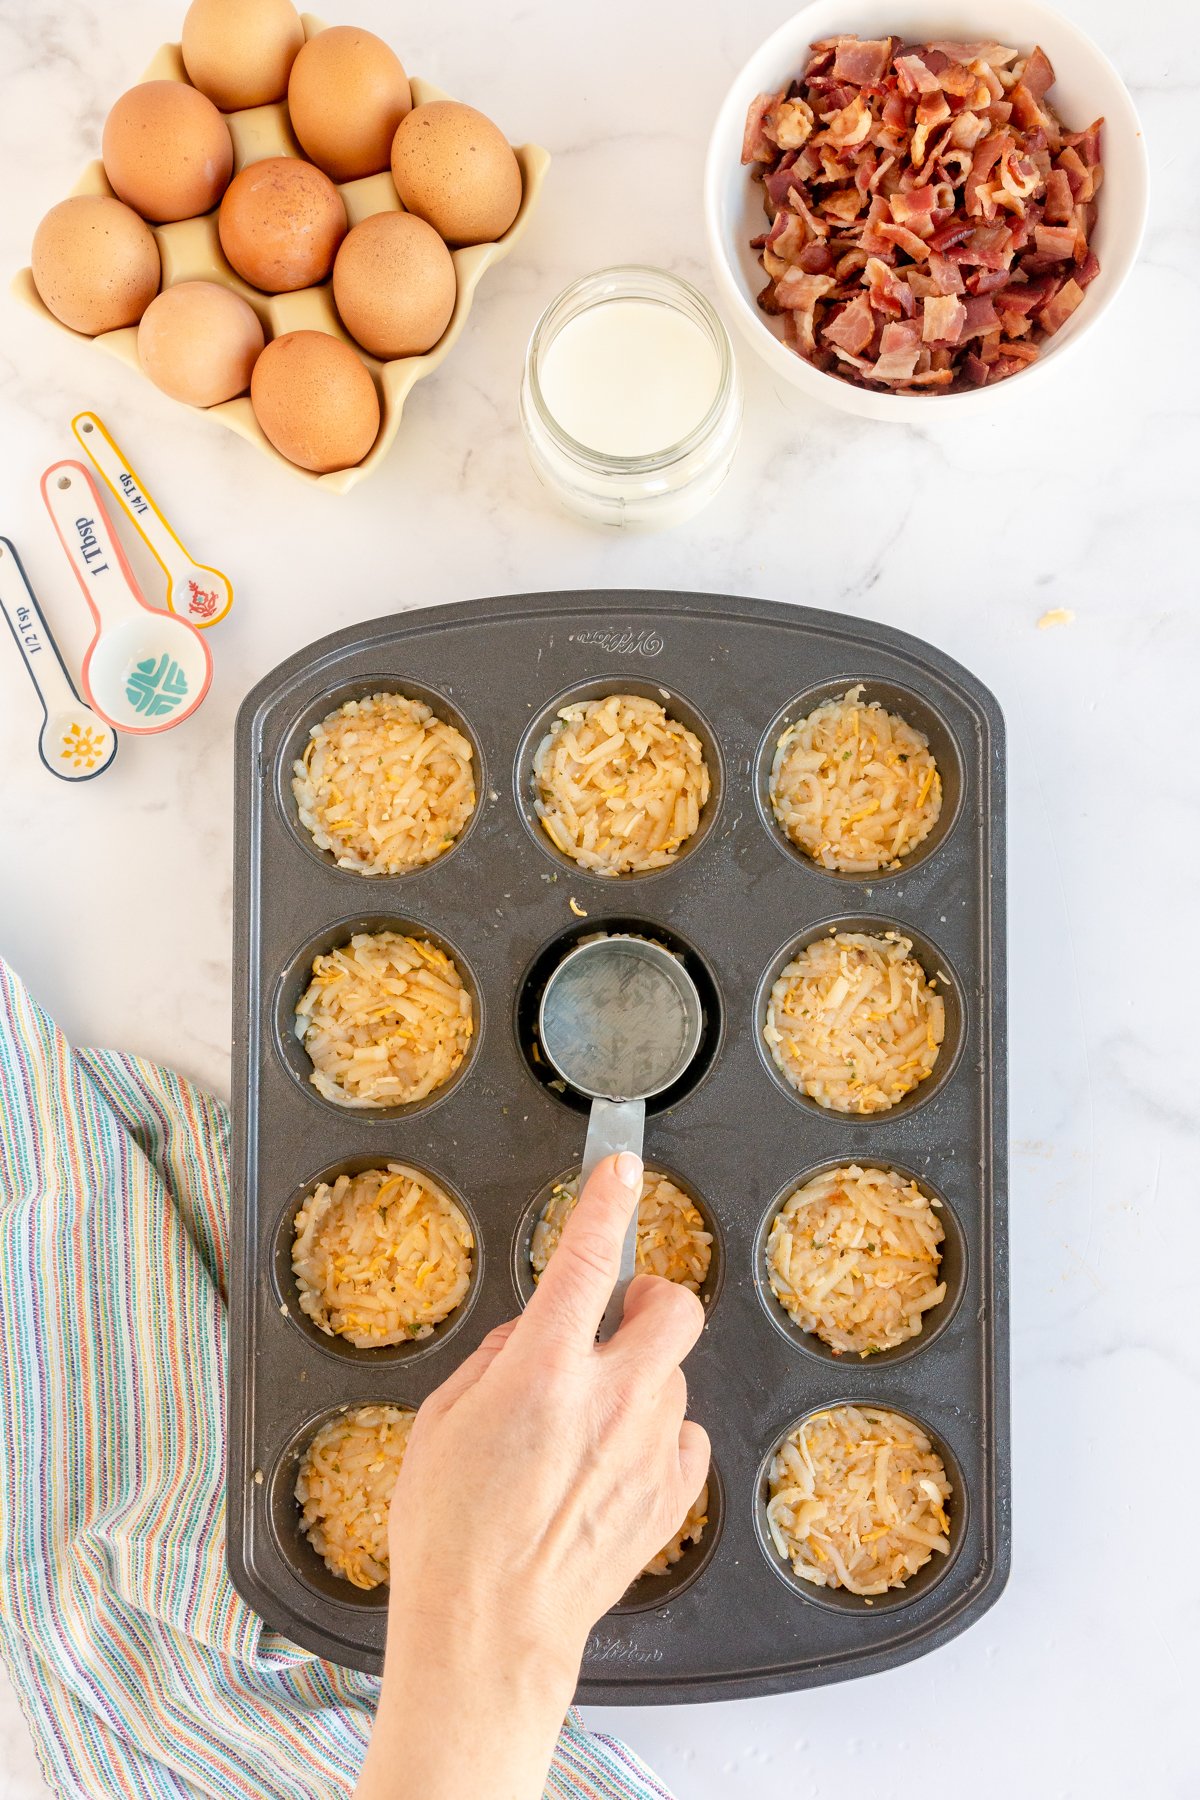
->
0, 536, 116, 780
41, 460, 212, 735
72, 411, 233, 628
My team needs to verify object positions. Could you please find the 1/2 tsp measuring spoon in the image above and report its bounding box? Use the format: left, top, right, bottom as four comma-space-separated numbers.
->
538, 935, 704, 1340
72, 411, 233, 628
41, 460, 212, 735
0, 535, 116, 780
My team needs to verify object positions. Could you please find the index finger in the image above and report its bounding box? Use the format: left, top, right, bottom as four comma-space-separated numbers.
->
520, 1152, 642, 1347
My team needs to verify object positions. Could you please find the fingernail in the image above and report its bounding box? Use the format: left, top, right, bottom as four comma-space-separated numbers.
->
615, 1152, 643, 1190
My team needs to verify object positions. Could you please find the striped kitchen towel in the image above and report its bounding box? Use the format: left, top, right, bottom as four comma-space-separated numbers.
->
0, 958, 677, 1800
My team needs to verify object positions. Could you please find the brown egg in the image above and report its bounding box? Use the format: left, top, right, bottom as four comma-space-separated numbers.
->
287, 27, 412, 183
181, 0, 304, 111
138, 281, 264, 406
218, 158, 347, 292
32, 195, 160, 336
332, 212, 455, 360
390, 101, 521, 246
251, 330, 379, 471
102, 82, 233, 223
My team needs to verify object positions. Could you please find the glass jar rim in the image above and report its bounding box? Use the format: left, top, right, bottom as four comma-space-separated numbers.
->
524, 265, 736, 474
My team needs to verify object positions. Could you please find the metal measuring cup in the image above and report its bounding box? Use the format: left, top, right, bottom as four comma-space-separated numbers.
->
537, 935, 703, 1339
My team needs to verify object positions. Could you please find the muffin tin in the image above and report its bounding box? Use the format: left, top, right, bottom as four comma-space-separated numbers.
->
11, 14, 549, 493
230, 589, 1009, 1699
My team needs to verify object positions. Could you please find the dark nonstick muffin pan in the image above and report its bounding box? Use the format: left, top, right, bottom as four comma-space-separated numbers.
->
230, 590, 1009, 1701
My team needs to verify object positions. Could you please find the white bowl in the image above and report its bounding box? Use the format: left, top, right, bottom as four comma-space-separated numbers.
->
704, 0, 1149, 419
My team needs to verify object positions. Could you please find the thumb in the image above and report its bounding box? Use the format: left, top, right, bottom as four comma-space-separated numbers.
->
520, 1152, 643, 1346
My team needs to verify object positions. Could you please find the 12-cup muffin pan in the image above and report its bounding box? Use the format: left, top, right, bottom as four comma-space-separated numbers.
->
230, 589, 1010, 1700
11, 14, 550, 493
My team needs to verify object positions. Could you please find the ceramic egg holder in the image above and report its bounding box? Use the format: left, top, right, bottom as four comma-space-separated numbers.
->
11, 14, 551, 493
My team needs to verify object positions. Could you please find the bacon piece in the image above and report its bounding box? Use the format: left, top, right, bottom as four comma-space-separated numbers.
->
965, 134, 1007, 216
923, 294, 966, 343
774, 268, 836, 311
742, 91, 782, 164
765, 208, 809, 263
868, 321, 923, 382
895, 53, 941, 95
786, 184, 832, 239
890, 186, 938, 233
965, 267, 1010, 296
957, 224, 1013, 269
928, 250, 965, 294
961, 295, 1000, 338
1036, 277, 1083, 334
1034, 223, 1078, 259
1043, 168, 1075, 223
877, 221, 931, 260
820, 93, 873, 147
997, 275, 1059, 313
1020, 46, 1055, 101
865, 255, 916, 317
832, 36, 893, 85
763, 152, 800, 208
821, 293, 875, 355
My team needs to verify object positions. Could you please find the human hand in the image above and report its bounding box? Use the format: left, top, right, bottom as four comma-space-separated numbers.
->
355, 1150, 709, 1800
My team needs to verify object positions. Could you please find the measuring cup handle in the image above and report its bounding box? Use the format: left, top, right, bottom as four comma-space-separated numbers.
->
581, 1097, 646, 1342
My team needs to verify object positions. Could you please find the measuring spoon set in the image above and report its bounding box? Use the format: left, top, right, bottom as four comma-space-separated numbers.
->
2, 414, 231, 779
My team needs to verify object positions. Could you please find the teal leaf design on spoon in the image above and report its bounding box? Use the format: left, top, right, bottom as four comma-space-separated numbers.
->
126, 655, 189, 718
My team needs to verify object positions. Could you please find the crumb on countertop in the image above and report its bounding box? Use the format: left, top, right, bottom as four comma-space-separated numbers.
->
1037, 608, 1076, 630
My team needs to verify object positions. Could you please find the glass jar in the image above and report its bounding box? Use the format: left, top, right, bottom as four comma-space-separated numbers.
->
519, 266, 743, 530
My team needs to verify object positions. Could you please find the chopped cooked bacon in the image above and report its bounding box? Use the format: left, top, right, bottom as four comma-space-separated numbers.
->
922, 294, 966, 342
1020, 46, 1056, 102
928, 250, 965, 294
743, 33, 1103, 392
1034, 222, 1078, 259
1037, 276, 1084, 333
895, 53, 941, 95
742, 90, 783, 164
832, 36, 893, 85
870, 318, 923, 380
822, 293, 876, 355
1043, 167, 1075, 222
775, 268, 836, 311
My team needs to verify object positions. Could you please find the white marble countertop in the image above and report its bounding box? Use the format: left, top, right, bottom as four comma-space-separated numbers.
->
0, 0, 1195, 1794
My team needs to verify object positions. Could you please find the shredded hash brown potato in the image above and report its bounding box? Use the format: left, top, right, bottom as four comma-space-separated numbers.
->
764, 930, 944, 1112
742, 37, 1104, 392
532, 693, 710, 875
766, 1404, 951, 1594
292, 1164, 473, 1348
767, 1164, 945, 1354
530, 1170, 713, 1294
295, 931, 473, 1108
642, 1484, 709, 1579
296, 1404, 413, 1589
769, 685, 942, 871
292, 692, 475, 875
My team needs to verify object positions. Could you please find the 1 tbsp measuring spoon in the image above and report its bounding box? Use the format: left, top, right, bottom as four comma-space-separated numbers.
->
41, 460, 212, 734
